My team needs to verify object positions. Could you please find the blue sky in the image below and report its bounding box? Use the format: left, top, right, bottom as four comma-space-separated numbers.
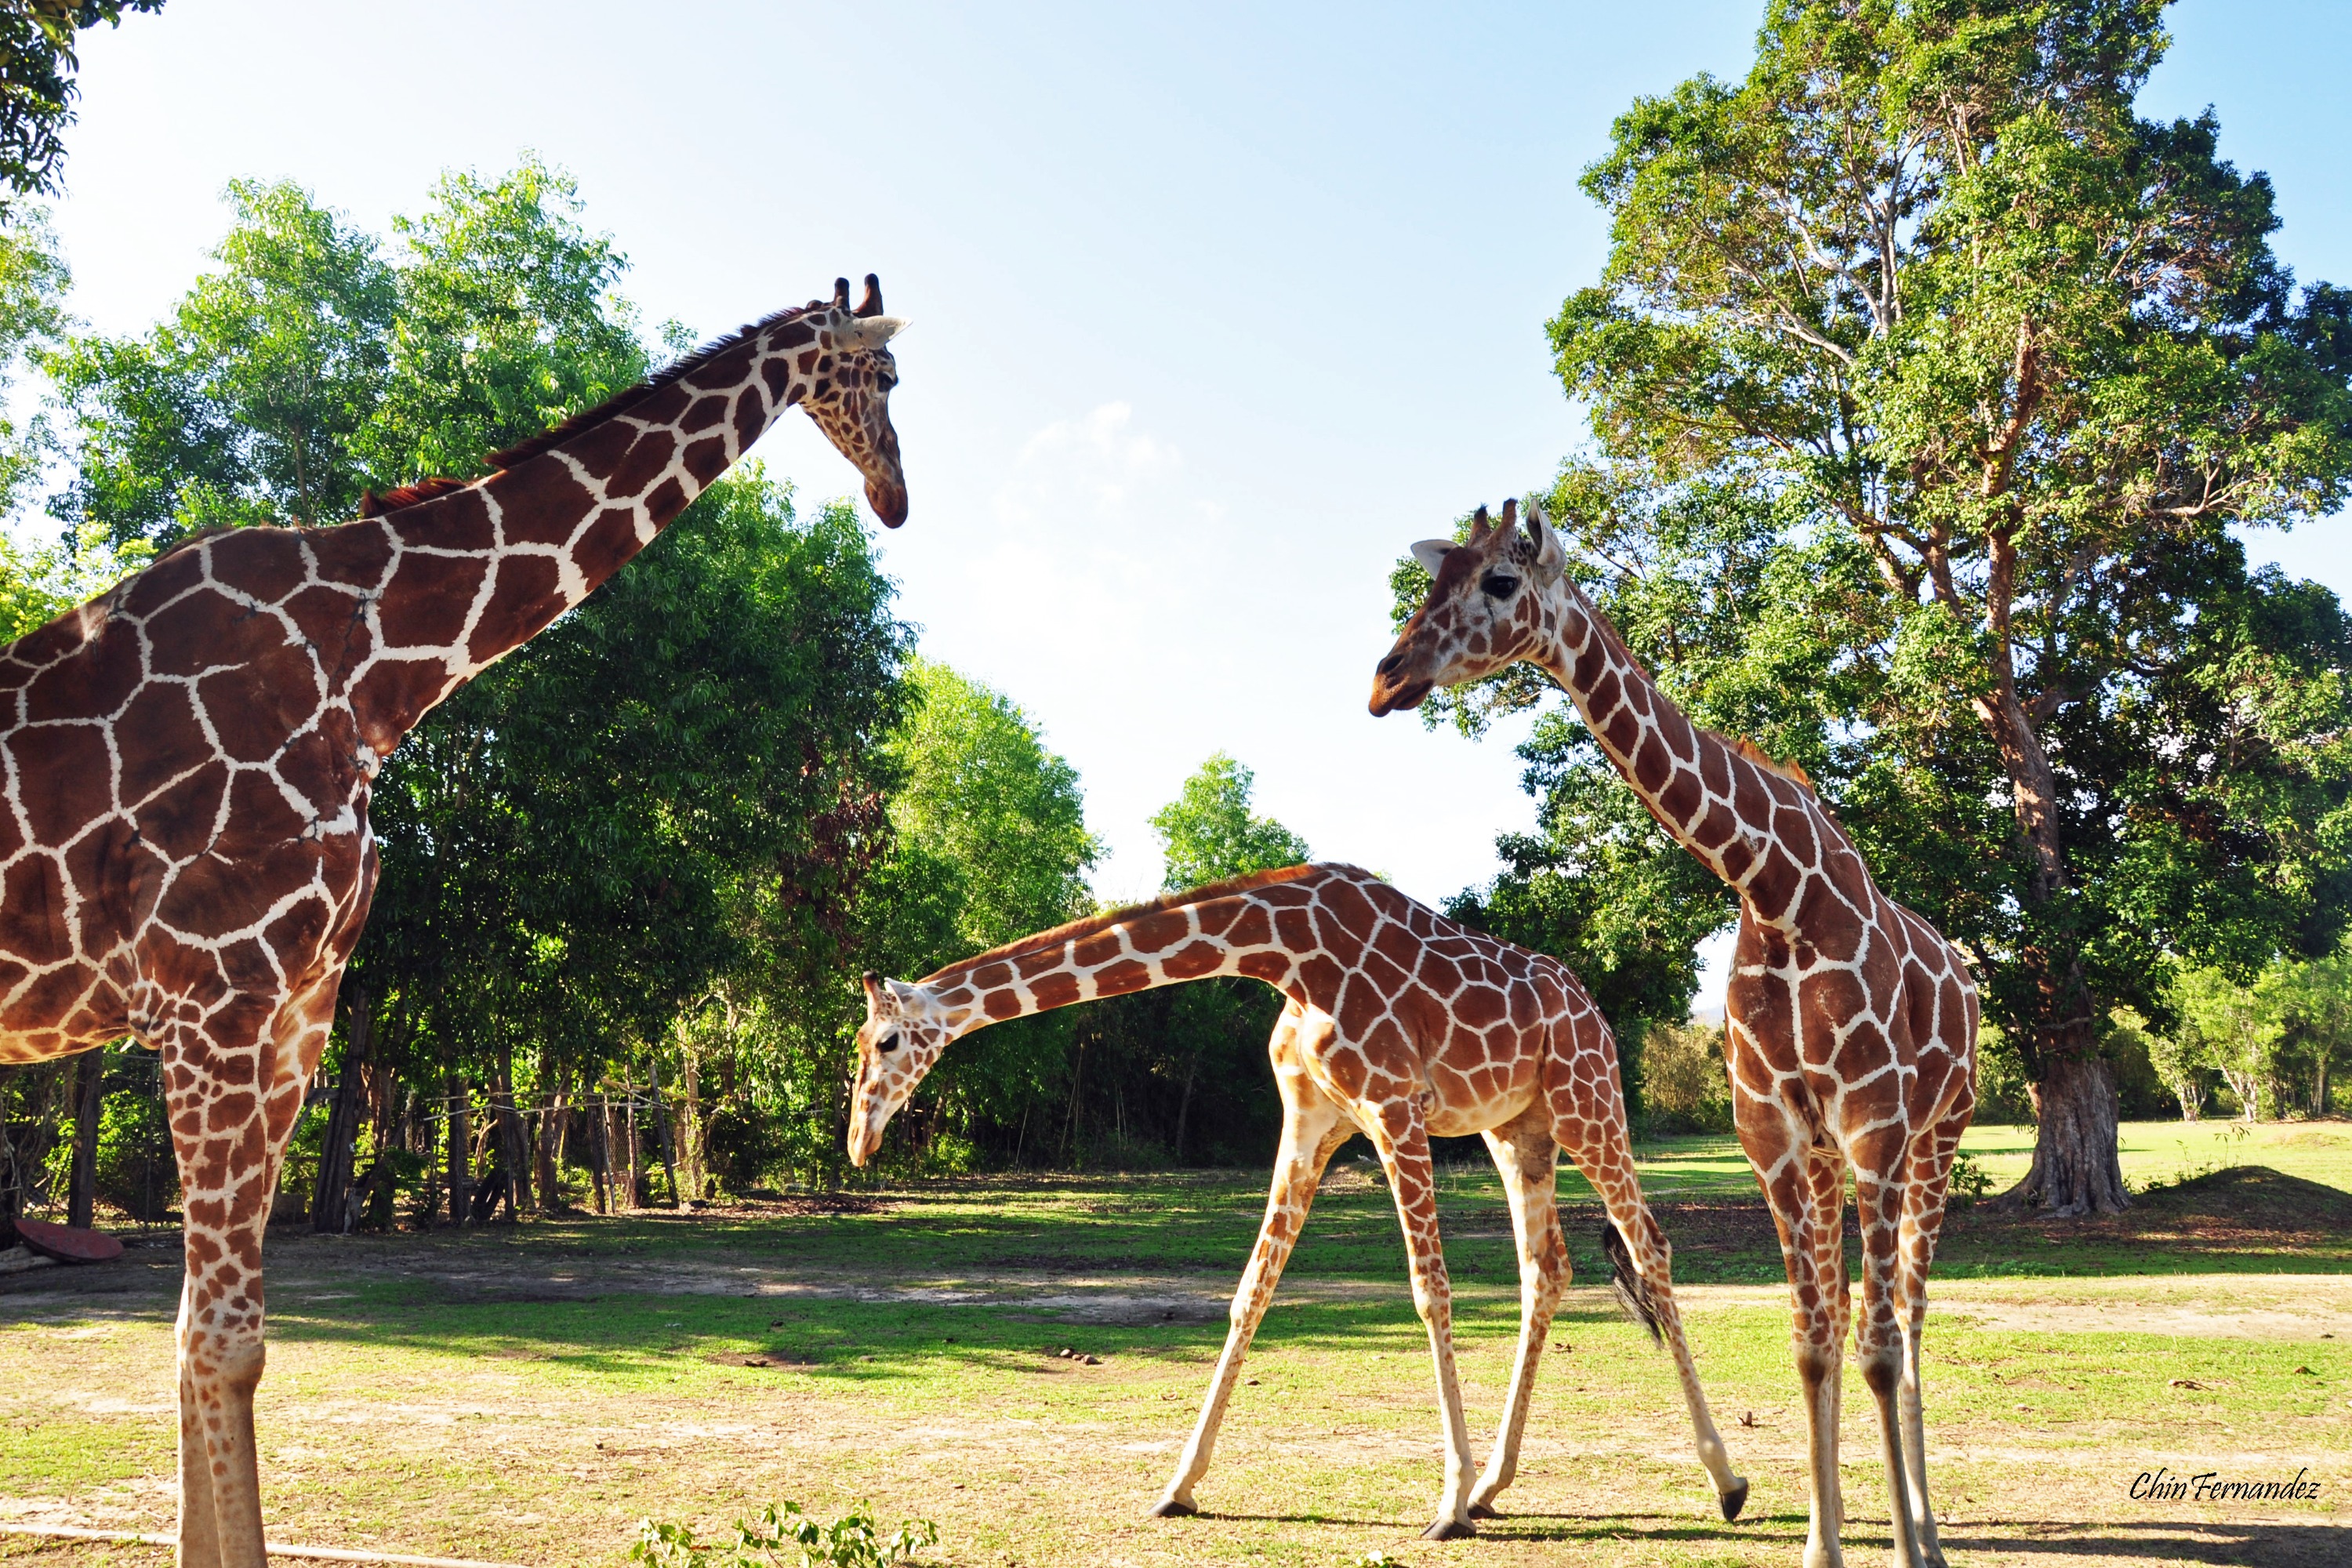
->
42, 0, 2352, 1005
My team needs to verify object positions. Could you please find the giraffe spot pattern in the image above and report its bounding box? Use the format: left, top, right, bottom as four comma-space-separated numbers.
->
0, 289, 913, 1558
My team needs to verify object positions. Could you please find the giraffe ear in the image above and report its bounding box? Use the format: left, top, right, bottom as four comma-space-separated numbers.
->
837, 314, 907, 352
1523, 499, 1566, 583
1410, 539, 1456, 576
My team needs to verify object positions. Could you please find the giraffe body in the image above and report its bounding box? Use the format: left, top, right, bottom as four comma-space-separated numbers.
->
848, 862, 1747, 1537
0, 278, 909, 1568
1373, 499, 1978, 1568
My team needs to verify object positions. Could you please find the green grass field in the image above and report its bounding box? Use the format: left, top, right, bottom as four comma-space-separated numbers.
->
3, 1122, 2349, 1566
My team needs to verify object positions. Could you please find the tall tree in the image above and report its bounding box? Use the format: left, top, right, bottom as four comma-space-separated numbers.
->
0, 2, 164, 212
1510, 0, 2352, 1213
886, 659, 1098, 953
1150, 753, 1310, 889
44, 178, 395, 541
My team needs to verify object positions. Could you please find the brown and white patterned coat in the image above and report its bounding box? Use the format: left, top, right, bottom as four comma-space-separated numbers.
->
847, 862, 1747, 1539
0, 278, 908, 1568
1372, 499, 1977, 1568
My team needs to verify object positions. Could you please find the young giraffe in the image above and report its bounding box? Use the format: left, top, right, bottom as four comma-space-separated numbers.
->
847, 862, 1748, 1539
1370, 499, 1978, 1568
0, 278, 907, 1568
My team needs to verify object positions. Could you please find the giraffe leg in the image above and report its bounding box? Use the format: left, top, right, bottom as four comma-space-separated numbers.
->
1363, 1102, 1479, 1540
1809, 1148, 1850, 1530
164, 985, 335, 1568
1853, 1152, 1928, 1568
1152, 1016, 1351, 1518
1563, 1130, 1747, 1519
1895, 1109, 1967, 1568
1465, 1102, 1568, 1516
1748, 1123, 1850, 1568
166, 1091, 283, 1568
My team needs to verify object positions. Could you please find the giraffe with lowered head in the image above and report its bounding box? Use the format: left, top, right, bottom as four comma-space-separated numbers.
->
848, 862, 1748, 1538
0, 277, 908, 1568
1370, 499, 1978, 1568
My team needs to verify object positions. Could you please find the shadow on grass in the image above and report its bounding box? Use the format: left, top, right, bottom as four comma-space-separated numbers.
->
1944, 1520, 2352, 1566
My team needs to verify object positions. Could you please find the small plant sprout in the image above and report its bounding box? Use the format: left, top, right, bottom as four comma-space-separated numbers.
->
631, 1501, 939, 1568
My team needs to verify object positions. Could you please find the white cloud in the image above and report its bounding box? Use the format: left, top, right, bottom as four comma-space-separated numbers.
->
993, 401, 1183, 527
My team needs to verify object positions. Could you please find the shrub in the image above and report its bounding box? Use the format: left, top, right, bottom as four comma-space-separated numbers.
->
1640, 1020, 1731, 1133
632, 1502, 937, 1568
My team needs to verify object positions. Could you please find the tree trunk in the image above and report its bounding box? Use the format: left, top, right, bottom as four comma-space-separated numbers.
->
313, 982, 372, 1235
535, 1071, 568, 1214
1173, 1045, 1200, 1168
2318, 1050, 2332, 1120
1970, 526, 2129, 1217
680, 1034, 704, 1203
67, 1050, 102, 1229
622, 1070, 640, 1207
490, 1047, 532, 1221
647, 1055, 683, 1209
592, 1090, 612, 1214
2004, 1048, 2128, 1216
445, 1074, 472, 1226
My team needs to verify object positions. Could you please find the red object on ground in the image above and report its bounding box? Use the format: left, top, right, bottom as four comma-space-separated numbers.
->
12, 1218, 125, 1264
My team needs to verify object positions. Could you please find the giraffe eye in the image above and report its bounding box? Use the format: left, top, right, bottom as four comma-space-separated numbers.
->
1480, 572, 1520, 599
877, 1032, 900, 1054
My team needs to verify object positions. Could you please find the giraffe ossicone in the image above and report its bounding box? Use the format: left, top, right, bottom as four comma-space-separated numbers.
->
848, 862, 1748, 1537
1374, 497, 1979, 1568
0, 275, 910, 1568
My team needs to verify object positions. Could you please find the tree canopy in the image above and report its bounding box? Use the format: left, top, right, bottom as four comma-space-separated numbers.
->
1150, 753, 1311, 889
0, 2, 164, 212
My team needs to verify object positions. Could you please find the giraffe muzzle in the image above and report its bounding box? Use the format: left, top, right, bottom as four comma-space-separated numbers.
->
866, 473, 909, 529
1367, 664, 1433, 717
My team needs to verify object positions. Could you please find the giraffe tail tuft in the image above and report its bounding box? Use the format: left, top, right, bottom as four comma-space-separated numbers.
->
1599, 1223, 1664, 1345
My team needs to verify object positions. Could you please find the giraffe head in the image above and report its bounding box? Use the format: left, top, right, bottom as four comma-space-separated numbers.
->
1368, 497, 1567, 715
845, 969, 956, 1167
804, 274, 911, 528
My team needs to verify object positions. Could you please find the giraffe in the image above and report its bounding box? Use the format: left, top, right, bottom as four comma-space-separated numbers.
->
1370, 498, 1979, 1568
847, 862, 1748, 1539
0, 276, 908, 1568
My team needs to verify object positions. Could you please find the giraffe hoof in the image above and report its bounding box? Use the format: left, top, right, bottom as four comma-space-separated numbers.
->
1467, 1502, 1500, 1519
1421, 1519, 1476, 1541
1720, 1477, 1751, 1522
1149, 1498, 1197, 1519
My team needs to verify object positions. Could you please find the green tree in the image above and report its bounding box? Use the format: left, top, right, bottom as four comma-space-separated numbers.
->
887, 659, 1098, 953
0, 2, 165, 212
361, 158, 644, 485
44, 178, 395, 541
1504, 0, 2352, 1212
1150, 753, 1310, 889
2171, 964, 2284, 1121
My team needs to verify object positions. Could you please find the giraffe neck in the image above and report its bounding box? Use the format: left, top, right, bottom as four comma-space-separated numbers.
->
1534, 578, 1839, 928
334, 302, 866, 753
914, 888, 1293, 1042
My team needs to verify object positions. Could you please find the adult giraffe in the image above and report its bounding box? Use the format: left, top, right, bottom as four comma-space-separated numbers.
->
848, 862, 1748, 1538
1370, 500, 1977, 1568
0, 277, 907, 1568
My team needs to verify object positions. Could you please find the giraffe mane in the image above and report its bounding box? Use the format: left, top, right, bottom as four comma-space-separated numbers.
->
1731, 735, 1813, 789
919, 862, 1329, 984
352, 299, 831, 520
355, 477, 472, 517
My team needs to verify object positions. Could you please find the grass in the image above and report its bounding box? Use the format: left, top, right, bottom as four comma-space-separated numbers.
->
3, 1123, 2350, 1566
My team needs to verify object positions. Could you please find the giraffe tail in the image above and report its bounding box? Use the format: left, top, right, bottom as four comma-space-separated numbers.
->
1599, 1222, 1664, 1345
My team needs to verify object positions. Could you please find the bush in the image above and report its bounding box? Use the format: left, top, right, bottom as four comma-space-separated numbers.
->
632, 1502, 936, 1568
1639, 1020, 1731, 1134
